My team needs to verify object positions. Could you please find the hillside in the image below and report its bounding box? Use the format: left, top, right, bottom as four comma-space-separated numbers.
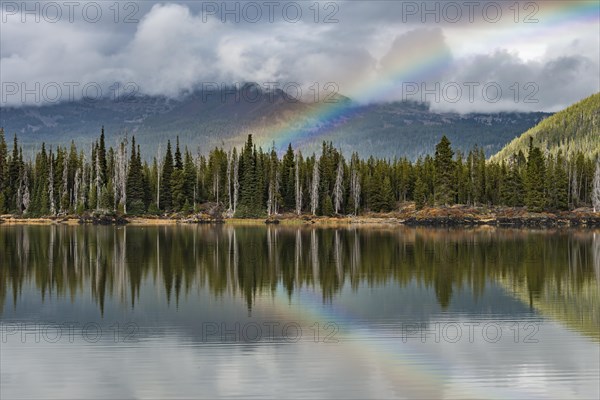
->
0, 85, 549, 160
492, 93, 600, 161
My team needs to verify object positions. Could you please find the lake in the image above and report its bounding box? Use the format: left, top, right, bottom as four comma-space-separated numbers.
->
1, 225, 599, 399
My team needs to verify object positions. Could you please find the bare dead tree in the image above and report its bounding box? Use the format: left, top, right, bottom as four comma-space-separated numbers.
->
61, 157, 68, 213
592, 156, 600, 213
350, 168, 361, 216
227, 150, 233, 215
310, 160, 320, 216
49, 152, 56, 216
333, 161, 344, 214
233, 148, 239, 213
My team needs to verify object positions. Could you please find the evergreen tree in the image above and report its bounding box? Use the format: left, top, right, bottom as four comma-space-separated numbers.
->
454, 152, 469, 204
434, 136, 455, 206
127, 137, 146, 214
0, 128, 7, 213
501, 156, 524, 207
281, 144, 295, 210
174, 136, 183, 170
525, 138, 546, 212
236, 135, 263, 217
414, 161, 427, 210
183, 150, 197, 208
548, 152, 569, 210
160, 141, 174, 211
171, 168, 185, 211
379, 176, 395, 212
2, 129, 597, 218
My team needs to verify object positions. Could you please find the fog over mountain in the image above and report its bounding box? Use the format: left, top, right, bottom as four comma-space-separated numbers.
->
0, 85, 550, 160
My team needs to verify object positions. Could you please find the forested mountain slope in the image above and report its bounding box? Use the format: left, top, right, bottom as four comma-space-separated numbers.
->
492, 93, 600, 161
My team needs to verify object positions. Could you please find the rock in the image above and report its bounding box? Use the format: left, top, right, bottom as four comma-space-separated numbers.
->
403, 216, 482, 227
78, 213, 128, 225
181, 213, 224, 224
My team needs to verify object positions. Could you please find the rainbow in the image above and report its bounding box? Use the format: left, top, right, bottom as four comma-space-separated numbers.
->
269, 282, 552, 399
246, 0, 599, 153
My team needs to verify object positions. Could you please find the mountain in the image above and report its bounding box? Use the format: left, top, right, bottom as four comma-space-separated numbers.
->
492, 93, 600, 162
0, 84, 550, 160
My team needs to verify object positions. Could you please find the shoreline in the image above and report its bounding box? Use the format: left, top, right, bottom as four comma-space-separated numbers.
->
2, 206, 600, 228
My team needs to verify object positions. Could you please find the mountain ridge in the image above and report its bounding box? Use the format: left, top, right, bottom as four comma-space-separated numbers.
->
1, 85, 551, 160
491, 92, 600, 161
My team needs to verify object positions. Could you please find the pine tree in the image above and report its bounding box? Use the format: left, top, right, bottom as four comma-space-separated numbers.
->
414, 175, 427, 210
127, 137, 146, 214
236, 135, 263, 217
0, 128, 7, 213
550, 152, 569, 210
434, 136, 455, 206
171, 168, 185, 211
501, 156, 524, 207
454, 152, 468, 204
183, 150, 197, 209
267, 145, 281, 216
468, 147, 486, 205
160, 141, 174, 211
232, 148, 239, 213
525, 138, 546, 212
174, 136, 183, 170
254, 147, 266, 216
281, 144, 295, 210
380, 176, 395, 212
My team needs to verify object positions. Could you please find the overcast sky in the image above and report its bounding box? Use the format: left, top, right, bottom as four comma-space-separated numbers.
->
1, 0, 599, 112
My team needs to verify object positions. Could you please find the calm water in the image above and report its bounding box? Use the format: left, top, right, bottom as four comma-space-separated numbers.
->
1, 225, 599, 399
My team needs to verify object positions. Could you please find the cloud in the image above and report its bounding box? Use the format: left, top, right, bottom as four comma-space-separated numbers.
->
0, 1, 598, 112
432, 50, 600, 113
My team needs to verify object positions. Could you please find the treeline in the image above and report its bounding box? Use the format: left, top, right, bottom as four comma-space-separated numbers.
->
0, 127, 599, 217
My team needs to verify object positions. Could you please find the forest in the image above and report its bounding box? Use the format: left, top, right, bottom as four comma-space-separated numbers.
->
0, 127, 599, 218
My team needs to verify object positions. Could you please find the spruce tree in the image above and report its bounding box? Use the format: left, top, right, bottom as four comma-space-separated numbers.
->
0, 128, 7, 213
434, 136, 455, 206
501, 156, 524, 207
174, 136, 183, 170
379, 176, 395, 212
160, 141, 174, 211
549, 152, 569, 210
237, 135, 259, 217
183, 150, 197, 208
171, 168, 185, 211
281, 144, 295, 210
525, 138, 546, 212
414, 165, 427, 210
127, 137, 146, 214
